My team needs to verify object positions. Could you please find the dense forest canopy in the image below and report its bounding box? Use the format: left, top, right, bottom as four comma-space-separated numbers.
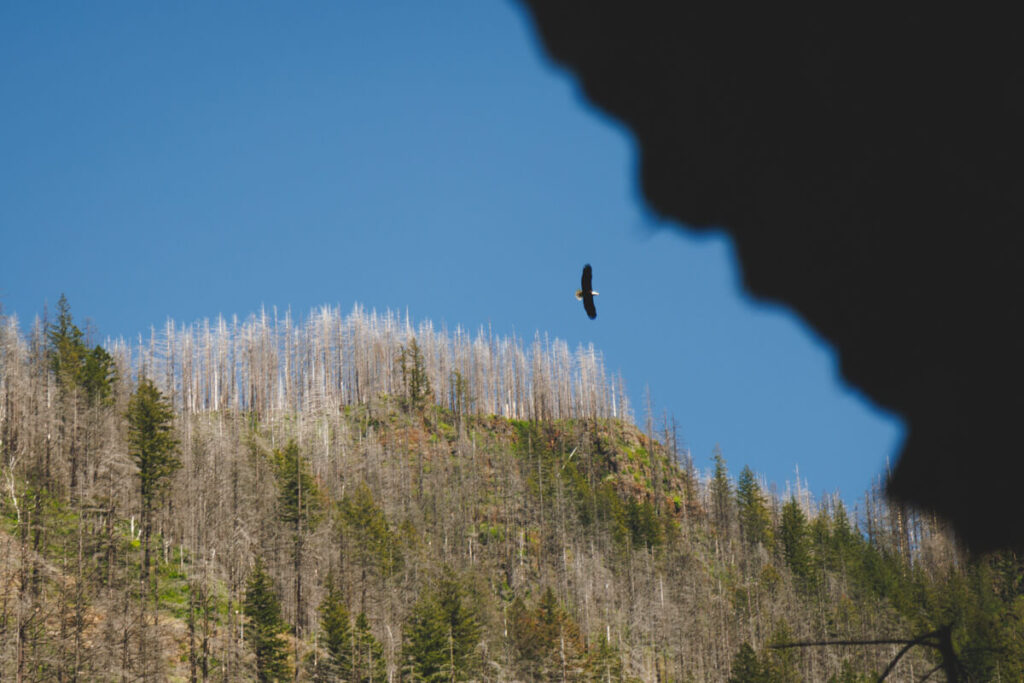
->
1, 299, 1022, 681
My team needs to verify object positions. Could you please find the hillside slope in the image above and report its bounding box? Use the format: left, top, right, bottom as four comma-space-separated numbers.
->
2, 303, 1022, 681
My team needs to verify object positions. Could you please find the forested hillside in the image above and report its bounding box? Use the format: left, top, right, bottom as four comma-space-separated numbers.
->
1, 299, 1022, 681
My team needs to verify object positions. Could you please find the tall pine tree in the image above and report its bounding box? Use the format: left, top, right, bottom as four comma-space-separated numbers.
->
244, 558, 289, 683
763, 621, 801, 682
315, 577, 352, 681
47, 294, 116, 497
352, 612, 387, 683
728, 642, 768, 683
510, 587, 586, 681
737, 465, 773, 548
400, 337, 432, 414
275, 439, 321, 679
402, 568, 481, 682
48, 294, 85, 391
338, 482, 400, 613
779, 498, 816, 592
125, 376, 180, 584
710, 446, 734, 534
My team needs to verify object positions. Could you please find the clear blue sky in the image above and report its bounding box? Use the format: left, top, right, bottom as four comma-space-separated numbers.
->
0, 2, 903, 501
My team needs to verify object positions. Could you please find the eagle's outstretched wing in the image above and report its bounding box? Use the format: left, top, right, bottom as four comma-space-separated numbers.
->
581, 264, 597, 319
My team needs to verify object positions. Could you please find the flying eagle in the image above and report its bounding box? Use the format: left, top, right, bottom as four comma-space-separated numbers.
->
576, 264, 599, 319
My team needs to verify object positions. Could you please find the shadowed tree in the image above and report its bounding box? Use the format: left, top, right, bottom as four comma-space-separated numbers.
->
728, 642, 768, 683
763, 621, 801, 682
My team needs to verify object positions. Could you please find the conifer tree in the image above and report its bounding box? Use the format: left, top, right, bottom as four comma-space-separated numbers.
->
274, 439, 321, 677
626, 499, 662, 549
728, 642, 767, 683
810, 510, 836, 572
828, 660, 875, 682
400, 338, 432, 414
125, 376, 180, 583
710, 446, 734, 534
352, 612, 386, 683
402, 568, 480, 681
244, 558, 289, 682
46, 294, 117, 404
338, 482, 400, 610
403, 592, 448, 682
48, 294, 85, 391
830, 500, 859, 561
46, 294, 116, 499
275, 440, 322, 529
762, 621, 800, 682
737, 465, 773, 548
80, 343, 116, 406
587, 632, 625, 682
509, 597, 543, 677
779, 498, 815, 591
537, 587, 585, 681
316, 578, 353, 680
510, 587, 586, 681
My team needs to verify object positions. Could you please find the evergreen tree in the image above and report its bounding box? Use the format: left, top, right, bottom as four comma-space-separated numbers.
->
736, 465, 773, 548
339, 482, 400, 583
779, 497, 815, 591
309, 592, 384, 682
352, 612, 387, 683
827, 660, 875, 683
400, 338, 432, 414
587, 632, 625, 682
509, 597, 544, 678
48, 294, 85, 391
403, 590, 448, 682
244, 558, 290, 682
402, 568, 481, 681
275, 439, 321, 677
830, 500, 859, 560
435, 570, 481, 678
317, 578, 353, 680
449, 369, 471, 418
125, 376, 180, 582
810, 510, 836, 572
510, 587, 586, 681
47, 294, 116, 404
762, 621, 800, 683
80, 343, 116, 405
275, 440, 322, 528
710, 446, 734, 533
45, 294, 116, 498
728, 642, 767, 683
626, 499, 662, 549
